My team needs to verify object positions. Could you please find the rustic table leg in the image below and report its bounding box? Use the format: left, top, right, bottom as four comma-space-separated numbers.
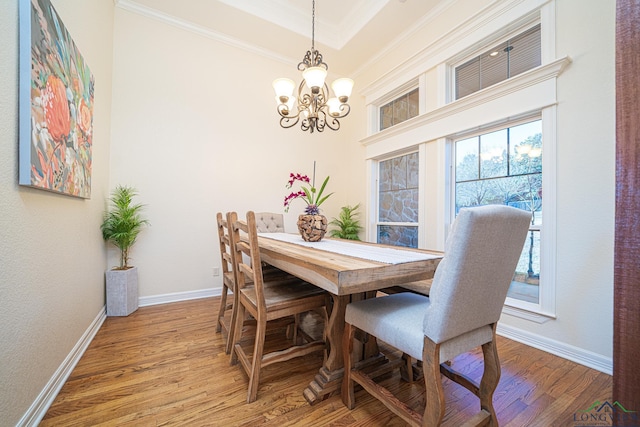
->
303, 293, 349, 404
302, 291, 385, 404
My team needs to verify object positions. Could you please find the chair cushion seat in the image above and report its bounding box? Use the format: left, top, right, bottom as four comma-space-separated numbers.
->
346, 293, 493, 361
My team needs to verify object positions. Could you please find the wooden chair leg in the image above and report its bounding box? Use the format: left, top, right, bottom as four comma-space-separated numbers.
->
479, 328, 501, 426
216, 284, 228, 333
293, 313, 301, 344
229, 301, 245, 365
225, 290, 240, 355
247, 318, 267, 403
423, 337, 445, 426
400, 353, 414, 383
341, 322, 356, 409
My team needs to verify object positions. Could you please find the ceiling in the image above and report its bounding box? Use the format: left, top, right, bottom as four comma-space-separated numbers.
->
217, 0, 394, 50
116, 0, 447, 76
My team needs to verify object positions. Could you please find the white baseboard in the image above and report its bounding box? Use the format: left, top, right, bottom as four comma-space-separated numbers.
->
18, 289, 220, 425
17, 308, 107, 427
497, 323, 613, 375
138, 287, 220, 307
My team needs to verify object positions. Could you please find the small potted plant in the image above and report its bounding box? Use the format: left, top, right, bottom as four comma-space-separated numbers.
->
101, 185, 148, 316
329, 204, 363, 240
284, 162, 333, 242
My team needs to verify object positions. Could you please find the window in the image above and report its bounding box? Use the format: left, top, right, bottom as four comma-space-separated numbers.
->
455, 25, 541, 99
380, 88, 419, 131
454, 119, 542, 303
377, 152, 419, 247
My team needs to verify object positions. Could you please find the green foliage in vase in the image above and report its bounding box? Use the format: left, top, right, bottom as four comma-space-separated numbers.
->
329, 204, 363, 240
101, 185, 149, 269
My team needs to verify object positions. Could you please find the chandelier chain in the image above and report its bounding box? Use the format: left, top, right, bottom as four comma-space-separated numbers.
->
311, 0, 315, 51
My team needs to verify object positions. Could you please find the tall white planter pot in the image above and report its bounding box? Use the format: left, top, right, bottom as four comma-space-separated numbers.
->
106, 267, 139, 316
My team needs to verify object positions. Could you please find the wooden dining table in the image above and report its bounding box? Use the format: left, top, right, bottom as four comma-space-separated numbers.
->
257, 233, 443, 404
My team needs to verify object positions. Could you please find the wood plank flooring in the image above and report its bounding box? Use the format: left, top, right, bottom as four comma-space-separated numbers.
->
41, 297, 611, 426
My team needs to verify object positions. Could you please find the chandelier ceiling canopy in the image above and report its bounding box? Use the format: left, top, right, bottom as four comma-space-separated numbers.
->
272, 0, 354, 133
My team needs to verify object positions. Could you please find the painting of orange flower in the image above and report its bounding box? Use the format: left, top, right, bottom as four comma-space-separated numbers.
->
19, 0, 95, 198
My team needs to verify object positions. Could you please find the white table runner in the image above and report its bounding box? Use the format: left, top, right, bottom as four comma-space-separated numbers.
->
258, 233, 440, 265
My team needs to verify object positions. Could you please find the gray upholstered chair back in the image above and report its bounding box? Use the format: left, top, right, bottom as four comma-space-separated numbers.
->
255, 212, 285, 233
423, 205, 531, 344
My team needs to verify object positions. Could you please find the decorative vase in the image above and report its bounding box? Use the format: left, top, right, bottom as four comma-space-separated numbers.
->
297, 214, 328, 242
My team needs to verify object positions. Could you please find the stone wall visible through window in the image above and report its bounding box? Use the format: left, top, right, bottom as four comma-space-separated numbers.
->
377, 152, 419, 248
380, 88, 419, 131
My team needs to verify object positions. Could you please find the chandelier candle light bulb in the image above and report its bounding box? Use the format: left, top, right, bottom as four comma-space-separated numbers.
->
272, 0, 354, 133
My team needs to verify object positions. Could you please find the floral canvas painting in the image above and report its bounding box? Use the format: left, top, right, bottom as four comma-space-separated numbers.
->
19, 0, 95, 198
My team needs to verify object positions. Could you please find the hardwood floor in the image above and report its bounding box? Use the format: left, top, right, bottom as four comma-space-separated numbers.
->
41, 297, 611, 426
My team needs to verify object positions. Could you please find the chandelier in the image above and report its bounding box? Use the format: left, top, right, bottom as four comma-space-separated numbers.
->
272, 0, 354, 133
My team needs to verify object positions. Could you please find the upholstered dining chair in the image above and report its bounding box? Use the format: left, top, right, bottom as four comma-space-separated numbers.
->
255, 212, 285, 233
228, 211, 329, 403
342, 205, 531, 426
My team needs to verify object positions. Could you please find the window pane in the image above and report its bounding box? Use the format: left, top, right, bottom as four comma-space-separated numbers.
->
480, 42, 509, 88
408, 88, 419, 118
393, 96, 408, 124
379, 153, 419, 222
380, 103, 393, 130
454, 120, 542, 305
455, 180, 491, 210
379, 89, 419, 131
509, 25, 542, 77
456, 57, 480, 99
455, 25, 540, 100
378, 225, 418, 248
509, 121, 542, 175
455, 136, 479, 181
480, 129, 508, 178
508, 229, 540, 303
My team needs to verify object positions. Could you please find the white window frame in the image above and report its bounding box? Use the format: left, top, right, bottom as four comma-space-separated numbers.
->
369, 148, 425, 247
449, 19, 542, 102
447, 112, 556, 321
367, 78, 421, 136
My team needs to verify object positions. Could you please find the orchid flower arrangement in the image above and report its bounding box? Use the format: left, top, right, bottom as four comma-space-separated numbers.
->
284, 163, 333, 215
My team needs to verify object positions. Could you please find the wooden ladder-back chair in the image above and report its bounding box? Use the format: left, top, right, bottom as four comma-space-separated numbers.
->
216, 212, 296, 354
215, 212, 236, 354
342, 205, 532, 426
228, 211, 329, 403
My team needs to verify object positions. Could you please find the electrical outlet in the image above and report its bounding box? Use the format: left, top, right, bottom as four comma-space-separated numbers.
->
212, 267, 220, 277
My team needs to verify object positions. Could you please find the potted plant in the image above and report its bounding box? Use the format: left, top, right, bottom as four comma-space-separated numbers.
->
284, 162, 333, 242
329, 204, 363, 240
101, 185, 148, 316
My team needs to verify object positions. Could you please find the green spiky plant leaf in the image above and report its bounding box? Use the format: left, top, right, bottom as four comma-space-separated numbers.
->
329, 204, 363, 240
101, 185, 149, 269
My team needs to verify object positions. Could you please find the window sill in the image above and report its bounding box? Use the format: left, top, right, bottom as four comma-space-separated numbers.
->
502, 303, 556, 323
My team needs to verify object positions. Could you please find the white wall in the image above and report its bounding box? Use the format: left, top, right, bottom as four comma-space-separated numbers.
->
503, 0, 614, 358
0, 0, 115, 424
109, 6, 364, 299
